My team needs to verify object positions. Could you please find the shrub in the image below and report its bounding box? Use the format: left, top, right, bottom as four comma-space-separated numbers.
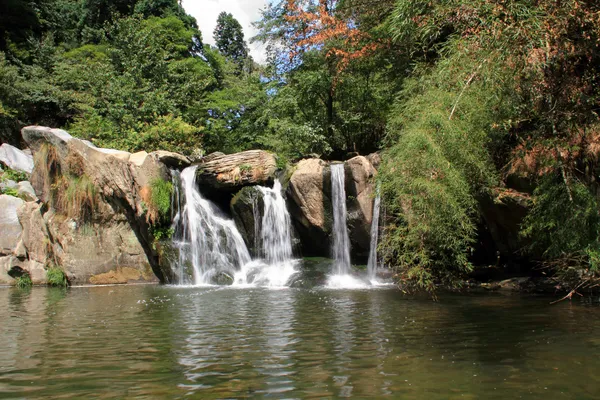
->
144, 178, 173, 224
521, 173, 600, 288
15, 274, 32, 288
46, 266, 68, 287
1, 187, 19, 197
1, 167, 28, 182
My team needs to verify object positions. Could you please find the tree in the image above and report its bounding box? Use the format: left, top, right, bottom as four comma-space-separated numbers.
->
213, 12, 249, 68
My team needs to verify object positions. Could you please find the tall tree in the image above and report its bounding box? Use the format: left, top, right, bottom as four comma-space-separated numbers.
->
213, 12, 249, 67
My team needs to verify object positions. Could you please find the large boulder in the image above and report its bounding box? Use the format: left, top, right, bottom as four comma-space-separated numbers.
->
196, 150, 277, 192
478, 188, 531, 264
0, 143, 33, 173
19, 125, 181, 285
286, 159, 331, 256
286, 157, 377, 260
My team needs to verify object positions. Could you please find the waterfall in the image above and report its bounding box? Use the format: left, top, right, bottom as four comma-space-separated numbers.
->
172, 166, 252, 285
330, 163, 351, 275
367, 188, 381, 281
234, 179, 297, 287
258, 180, 293, 264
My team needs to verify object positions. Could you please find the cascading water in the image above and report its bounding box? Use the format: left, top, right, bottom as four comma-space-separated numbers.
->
328, 163, 369, 288
172, 166, 252, 285
259, 180, 293, 264
367, 187, 381, 282
234, 179, 297, 287
330, 163, 352, 275
172, 167, 296, 287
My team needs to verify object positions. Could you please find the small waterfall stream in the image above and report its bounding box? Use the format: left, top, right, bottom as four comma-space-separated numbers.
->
173, 166, 252, 285
172, 166, 296, 287
258, 180, 293, 264
234, 179, 297, 287
331, 163, 352, 275
367, 188, 381, 281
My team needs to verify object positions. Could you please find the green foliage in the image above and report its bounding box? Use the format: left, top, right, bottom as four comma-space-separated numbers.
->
214, 12, 249, 69
150, 178, 173, 220
46, 266, 68, 287
522, 173, 600, 266
15, 274, 32, 288
1, 167, 29, 182
152, 226, 174, 241
1, 187, 19, 197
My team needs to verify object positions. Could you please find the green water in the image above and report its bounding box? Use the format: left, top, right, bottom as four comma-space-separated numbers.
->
1, 285, 599, 399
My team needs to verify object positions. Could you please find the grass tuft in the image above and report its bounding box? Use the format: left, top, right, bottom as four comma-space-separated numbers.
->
46, 266, 68, 287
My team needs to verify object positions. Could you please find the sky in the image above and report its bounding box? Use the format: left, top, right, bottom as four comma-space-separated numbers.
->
182, 0, 270, 64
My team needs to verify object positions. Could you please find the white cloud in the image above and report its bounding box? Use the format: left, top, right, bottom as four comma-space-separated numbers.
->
182, 0, 269, 64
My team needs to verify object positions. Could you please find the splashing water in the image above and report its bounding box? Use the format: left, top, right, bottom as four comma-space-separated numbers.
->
172, 169, 296, 287
173, 166, 251, 285
233, 180, 298, 287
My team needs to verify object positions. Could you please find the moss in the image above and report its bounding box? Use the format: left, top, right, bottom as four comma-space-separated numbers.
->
239, 163, 252, 173
46, 266, 68, 287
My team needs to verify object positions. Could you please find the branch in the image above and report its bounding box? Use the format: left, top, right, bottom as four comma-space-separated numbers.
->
449, 63, 483, 121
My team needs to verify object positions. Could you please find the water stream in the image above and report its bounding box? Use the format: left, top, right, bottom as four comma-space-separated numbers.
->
172, 166, 252, 285
367, 187, 381, 282
328, 163, 366, 288
172, 167, 296, 287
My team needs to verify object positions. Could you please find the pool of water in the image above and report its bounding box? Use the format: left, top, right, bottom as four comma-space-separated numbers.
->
1, 285, 599, 399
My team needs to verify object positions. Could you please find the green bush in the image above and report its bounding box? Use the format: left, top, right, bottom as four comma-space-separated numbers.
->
1, 187, 19, 197
1, 168, 29, 182
150, 178, 173, 220
15, 274, 32, 288
521, 173, 600, 286
46, 266, 68, 287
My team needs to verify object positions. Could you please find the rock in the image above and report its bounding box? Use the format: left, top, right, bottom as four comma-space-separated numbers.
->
43, 211, 158, 285
196, 150, 277, 192
202, 152, 225, 162
345, 156, 377, 258
129, 151, 149, 167
0, 143, 33, 173
286, 159, 331, 256
17, 181, 37, 201
366, 152, 382, 169
0, 195, 25, 255
89, 266, 155, 285
17, 202, 49, 265
21, 126, 171, 284
231, 186, 264, 257
286, 157, 377, 260
154, 240, 180, 284
152, 150, 191, 169
479, 188, 531, 263
0, 179, 17, 191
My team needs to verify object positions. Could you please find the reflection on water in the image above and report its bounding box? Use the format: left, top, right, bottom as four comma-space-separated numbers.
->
1, 286, 600, 399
